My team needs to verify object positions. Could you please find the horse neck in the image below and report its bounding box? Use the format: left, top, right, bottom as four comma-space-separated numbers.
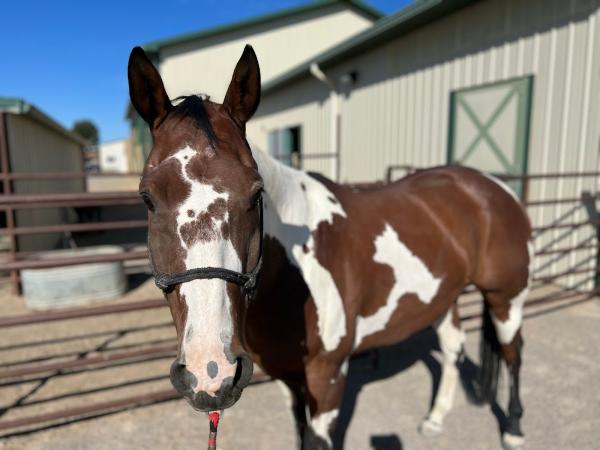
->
251, 148, 302, 209
250, 146, 346, 243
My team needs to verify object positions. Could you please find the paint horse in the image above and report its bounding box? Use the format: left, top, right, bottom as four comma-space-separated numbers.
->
129, 45, 532, 450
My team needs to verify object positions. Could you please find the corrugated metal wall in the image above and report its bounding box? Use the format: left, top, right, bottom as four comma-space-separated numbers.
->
328, 0, 599, 182
248, 77, 333, 176
6, 114, 85, 252
251, 0, 600, 289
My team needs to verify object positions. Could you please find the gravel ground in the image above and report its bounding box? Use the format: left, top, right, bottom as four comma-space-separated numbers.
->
0, 281, 598, 450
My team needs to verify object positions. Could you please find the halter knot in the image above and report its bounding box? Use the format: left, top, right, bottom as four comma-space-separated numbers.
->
154, 273, 172, 292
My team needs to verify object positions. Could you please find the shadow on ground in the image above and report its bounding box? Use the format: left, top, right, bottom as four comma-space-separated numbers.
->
333, 326, 503, 450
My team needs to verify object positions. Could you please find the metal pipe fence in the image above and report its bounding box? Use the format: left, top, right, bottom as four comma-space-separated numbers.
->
0, 165, 598, 435
0, 171, 142, 181
0, 187, 146, 293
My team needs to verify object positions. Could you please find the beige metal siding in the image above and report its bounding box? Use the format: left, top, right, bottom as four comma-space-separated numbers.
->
159, 6, 374, 102
253, 0, 600, 289
6, 114, 84, 252
248, 76, 332, 175
327, 0, 599, 184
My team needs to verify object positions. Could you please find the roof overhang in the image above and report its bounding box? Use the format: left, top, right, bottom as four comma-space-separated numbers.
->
0, 97, 88, 147
143, 0, 383, 55
262, 0, 480, 96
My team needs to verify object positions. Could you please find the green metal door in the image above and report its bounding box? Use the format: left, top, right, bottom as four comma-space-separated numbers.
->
447, 76, 533, 198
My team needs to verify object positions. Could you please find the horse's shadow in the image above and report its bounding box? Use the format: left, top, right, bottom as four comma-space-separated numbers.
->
333, 327, 496, 450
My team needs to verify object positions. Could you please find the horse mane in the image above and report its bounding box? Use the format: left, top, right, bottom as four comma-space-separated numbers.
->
169, 94, 217, 146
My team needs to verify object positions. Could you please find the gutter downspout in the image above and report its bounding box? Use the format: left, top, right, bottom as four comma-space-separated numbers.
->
310, 63, 339, 182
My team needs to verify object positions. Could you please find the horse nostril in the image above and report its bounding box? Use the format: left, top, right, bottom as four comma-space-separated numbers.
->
207, 361, 219, 379
173, 363, 198, 391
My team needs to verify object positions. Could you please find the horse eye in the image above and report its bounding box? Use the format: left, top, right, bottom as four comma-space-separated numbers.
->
140, 192, 155, 212
249, 189, 263, 210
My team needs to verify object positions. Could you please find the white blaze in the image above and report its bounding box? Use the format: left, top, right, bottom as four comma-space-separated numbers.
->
170, 146, 239, 393
355, 223, 442, 348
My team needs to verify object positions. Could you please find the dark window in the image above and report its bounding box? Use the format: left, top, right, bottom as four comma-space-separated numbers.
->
267, 126, 302, 168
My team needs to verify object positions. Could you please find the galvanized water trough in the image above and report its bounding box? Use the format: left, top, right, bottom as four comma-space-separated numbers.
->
21, 245, 127, 309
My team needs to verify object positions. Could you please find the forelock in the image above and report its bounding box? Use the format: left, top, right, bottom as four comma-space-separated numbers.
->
169, 95, 217, 146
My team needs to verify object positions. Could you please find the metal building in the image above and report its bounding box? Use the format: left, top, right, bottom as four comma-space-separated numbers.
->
98, 139, 131, 173
0, 97, 86, 252
128, 0, 382, 161
247, 0, 600, 288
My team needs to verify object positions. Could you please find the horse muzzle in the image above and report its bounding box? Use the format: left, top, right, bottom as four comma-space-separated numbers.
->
169, 354, 253, 411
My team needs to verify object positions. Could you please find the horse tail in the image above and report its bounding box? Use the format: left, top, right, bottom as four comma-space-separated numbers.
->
476, 301, 501, 404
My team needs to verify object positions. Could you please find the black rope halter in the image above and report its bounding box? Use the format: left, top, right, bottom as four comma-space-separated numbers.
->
150, 195, 264, 296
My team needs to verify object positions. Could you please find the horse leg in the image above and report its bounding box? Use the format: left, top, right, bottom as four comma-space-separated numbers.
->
485, 289, 527, 450
279, 381, 309, 450
303, 357, 348, 450
420, 303, 465, 437
500, 330, 525, 450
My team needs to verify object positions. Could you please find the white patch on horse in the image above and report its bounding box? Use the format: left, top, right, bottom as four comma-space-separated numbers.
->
503, 432, 525, 449
340, 359, 349, 377
492, 242, 533, 345
354, 223, 441, 348
170, 147, 229, 239
481, 172, 521, 203
421, 309, 465, 434
170, 146, 238, 394
310, 409, 339, 447
251, 148, 348, 352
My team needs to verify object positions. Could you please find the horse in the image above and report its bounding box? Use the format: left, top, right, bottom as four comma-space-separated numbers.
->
128, 45, 532, 450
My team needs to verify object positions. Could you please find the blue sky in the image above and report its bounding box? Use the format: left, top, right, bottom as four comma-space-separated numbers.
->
1, 1, 411, 143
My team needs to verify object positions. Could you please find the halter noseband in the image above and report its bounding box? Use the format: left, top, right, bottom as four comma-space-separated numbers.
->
150, 195, 264, 296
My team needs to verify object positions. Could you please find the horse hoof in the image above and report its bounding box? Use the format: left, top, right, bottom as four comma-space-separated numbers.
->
502, 432, 525, 450
418, 417, 443, 437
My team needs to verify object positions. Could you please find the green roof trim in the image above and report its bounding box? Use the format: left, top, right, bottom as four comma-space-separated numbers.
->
144, 0, 383, 54
262, 0, 480, 95
0, 96, 88, 146
0, 97, 30, 114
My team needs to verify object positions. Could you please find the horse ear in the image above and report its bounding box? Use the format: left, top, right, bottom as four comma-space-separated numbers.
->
223, 45, 261, 126
128, 46, 171, 129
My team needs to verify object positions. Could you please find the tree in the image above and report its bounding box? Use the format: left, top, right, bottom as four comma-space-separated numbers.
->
72, 120, 99, 145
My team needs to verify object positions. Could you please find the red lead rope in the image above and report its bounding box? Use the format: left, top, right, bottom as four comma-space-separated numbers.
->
207, 411, 220, 450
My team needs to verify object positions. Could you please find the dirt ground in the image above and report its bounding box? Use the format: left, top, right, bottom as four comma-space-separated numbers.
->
0, 279, 598, 450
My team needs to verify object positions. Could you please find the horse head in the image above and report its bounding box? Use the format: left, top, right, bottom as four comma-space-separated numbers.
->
129, 45, 262, 411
